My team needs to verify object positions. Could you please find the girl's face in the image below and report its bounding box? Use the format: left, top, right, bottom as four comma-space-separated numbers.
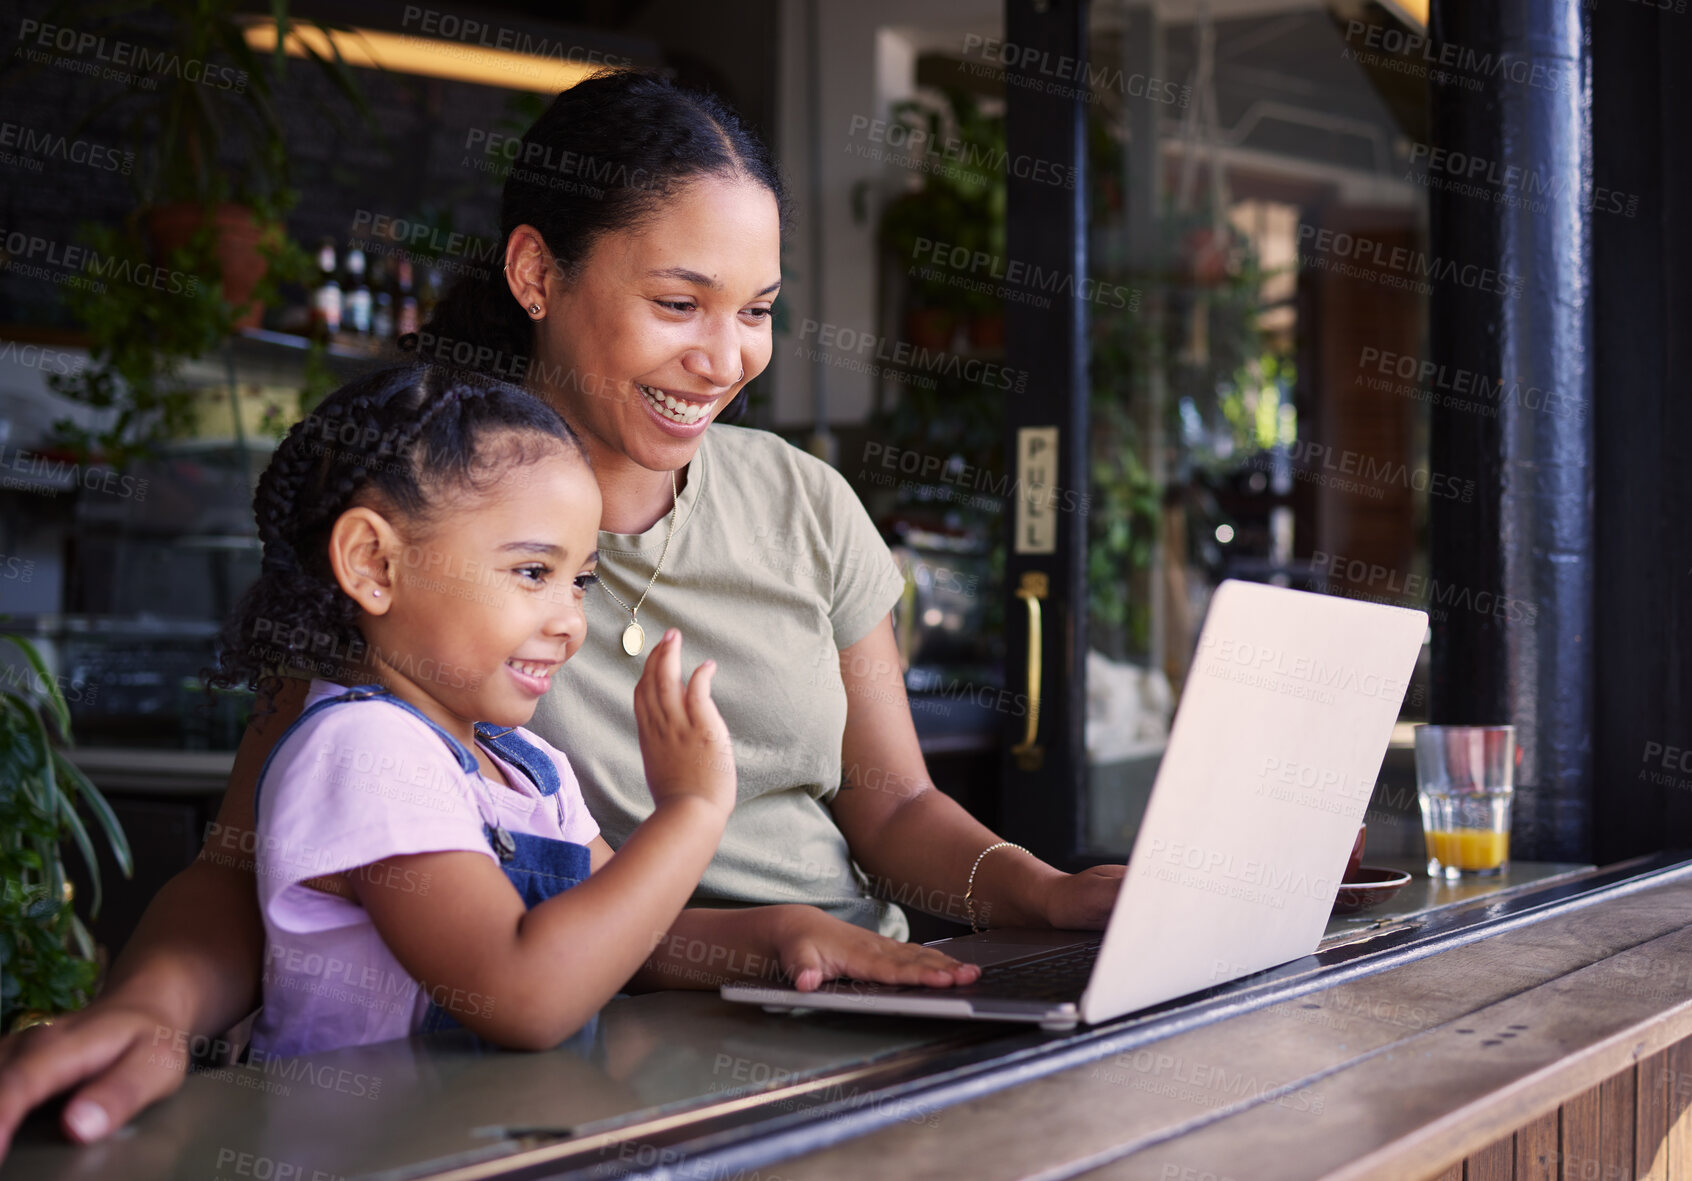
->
534, 175, 782, 473
361, 443, 602, 732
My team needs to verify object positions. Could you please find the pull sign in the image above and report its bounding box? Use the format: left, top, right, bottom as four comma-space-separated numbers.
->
1014, 426, 1059, 554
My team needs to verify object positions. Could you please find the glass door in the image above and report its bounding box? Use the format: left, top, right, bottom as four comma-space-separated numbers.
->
1080, 0, 1434, 861
828, 0, 1436, 868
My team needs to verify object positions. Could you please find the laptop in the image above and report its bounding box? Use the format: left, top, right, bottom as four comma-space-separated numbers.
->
721, 580, 1427, 1030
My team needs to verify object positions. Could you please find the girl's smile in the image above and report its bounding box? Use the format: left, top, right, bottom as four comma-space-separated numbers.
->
505, 656, 563, 696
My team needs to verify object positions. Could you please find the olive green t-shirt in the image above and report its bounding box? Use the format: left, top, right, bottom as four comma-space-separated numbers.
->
528, 424, 911, 940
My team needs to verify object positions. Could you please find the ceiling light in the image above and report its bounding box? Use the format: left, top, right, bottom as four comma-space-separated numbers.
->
242, 21, 617, 93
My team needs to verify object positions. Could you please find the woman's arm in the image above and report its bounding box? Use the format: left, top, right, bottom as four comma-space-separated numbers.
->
0, 677, 305, 1156
829, 617, 1126, 930
102, 677, 307, 1026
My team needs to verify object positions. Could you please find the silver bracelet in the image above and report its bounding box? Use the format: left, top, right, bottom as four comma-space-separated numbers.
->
964, 841, 1030, 933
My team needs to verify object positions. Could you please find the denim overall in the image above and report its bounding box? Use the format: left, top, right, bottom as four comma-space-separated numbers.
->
254, 683, 594, 1039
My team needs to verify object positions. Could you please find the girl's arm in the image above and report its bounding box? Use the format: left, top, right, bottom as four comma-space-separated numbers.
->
829, 616, 1127, 930
353, 631, 736, 1050
0, 677, 307, 1156
357, 799, 728, 1049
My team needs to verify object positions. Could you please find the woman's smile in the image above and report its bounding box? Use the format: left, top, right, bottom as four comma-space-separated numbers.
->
637, 382, 719, 427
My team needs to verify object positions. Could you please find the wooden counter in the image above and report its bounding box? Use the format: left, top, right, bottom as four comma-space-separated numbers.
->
762, 858, 1692, 1181
6, 856, 1689, 1181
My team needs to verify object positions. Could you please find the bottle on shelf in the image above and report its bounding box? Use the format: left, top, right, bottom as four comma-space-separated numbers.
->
313, 238, 342, 339
344, 245, 371, 338
396, 257, 420, 338
370, 255, 395, 342
420, 266, 443, 328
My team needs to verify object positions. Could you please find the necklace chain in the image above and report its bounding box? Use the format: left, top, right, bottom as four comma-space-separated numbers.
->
597, 470, 679, 624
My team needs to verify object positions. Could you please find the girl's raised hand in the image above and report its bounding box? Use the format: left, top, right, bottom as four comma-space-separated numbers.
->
633, 629, 735, 817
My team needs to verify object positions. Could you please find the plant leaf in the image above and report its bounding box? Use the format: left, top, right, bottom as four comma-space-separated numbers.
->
2, 691, 52, 814
53, 753, 131, 878
67, 914, 95, 963
298, 23, 376, 122
56, 795, 101, 920
1, 636, 69, 738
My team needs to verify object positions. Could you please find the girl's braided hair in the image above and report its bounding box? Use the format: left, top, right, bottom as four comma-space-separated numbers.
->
404, 69, 788, 424
210, 363, 584, 708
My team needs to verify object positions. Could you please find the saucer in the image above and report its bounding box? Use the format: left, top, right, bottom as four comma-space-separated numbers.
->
1332, 866, 1414, 915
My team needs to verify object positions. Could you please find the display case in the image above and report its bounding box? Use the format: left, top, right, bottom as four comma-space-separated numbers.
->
0, 330, 399, 955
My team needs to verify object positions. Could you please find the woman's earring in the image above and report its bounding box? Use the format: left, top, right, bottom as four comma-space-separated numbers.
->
528, 304, 542, 317
372, 589, 381, 598
739, 368, 745, 382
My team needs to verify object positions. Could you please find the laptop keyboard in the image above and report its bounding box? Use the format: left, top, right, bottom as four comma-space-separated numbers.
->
963, 940, 1101, 1001
839, 939, 1102, 1002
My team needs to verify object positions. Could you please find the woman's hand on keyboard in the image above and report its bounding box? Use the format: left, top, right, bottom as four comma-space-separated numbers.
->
1038, 864, 1127, 929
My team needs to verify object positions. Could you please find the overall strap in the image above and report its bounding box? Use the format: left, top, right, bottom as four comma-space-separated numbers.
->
472, 724, 563, 796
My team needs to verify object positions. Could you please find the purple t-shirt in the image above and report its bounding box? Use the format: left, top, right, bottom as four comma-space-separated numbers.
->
249, 679, 600, 1058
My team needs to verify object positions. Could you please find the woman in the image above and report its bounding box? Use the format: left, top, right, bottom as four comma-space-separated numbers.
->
0, 71, 1123, 1152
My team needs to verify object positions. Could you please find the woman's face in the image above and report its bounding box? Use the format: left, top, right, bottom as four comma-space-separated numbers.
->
533, 175, 781, 474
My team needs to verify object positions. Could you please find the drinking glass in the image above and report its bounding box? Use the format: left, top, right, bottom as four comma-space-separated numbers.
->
1413, 725, 1515, 879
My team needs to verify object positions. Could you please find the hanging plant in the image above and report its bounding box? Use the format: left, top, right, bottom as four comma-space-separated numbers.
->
19, 0, 373, 463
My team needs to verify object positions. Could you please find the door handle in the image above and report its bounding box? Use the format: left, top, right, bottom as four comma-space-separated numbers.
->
1011, 570, 1047, 771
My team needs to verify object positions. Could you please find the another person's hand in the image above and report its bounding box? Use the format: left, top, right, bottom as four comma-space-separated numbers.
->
634, 629, 735, 817
0, 1000, 190, 1157
769, 906, 982, 992
1038, 864, 1127, 929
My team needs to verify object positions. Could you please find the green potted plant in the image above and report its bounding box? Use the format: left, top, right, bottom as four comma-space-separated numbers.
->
0, 635, 132, 1032
870, 87, 1007, 351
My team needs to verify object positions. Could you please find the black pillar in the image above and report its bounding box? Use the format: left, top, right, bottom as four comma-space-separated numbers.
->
1426, 0, 1593, 861
1000, 0, 1090, 867
1591, 4, 1692, 860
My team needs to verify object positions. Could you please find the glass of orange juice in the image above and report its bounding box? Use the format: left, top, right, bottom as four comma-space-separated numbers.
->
1413, 725, 1515, 879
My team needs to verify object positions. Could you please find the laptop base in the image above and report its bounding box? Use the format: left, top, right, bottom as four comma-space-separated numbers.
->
720, 929, 1096, 1030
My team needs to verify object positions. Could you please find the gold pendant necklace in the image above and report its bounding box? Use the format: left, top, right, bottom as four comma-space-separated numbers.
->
597, 470, 678, 657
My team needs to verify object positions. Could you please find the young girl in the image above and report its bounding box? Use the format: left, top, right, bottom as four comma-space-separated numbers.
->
212, 362, 735, 1056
